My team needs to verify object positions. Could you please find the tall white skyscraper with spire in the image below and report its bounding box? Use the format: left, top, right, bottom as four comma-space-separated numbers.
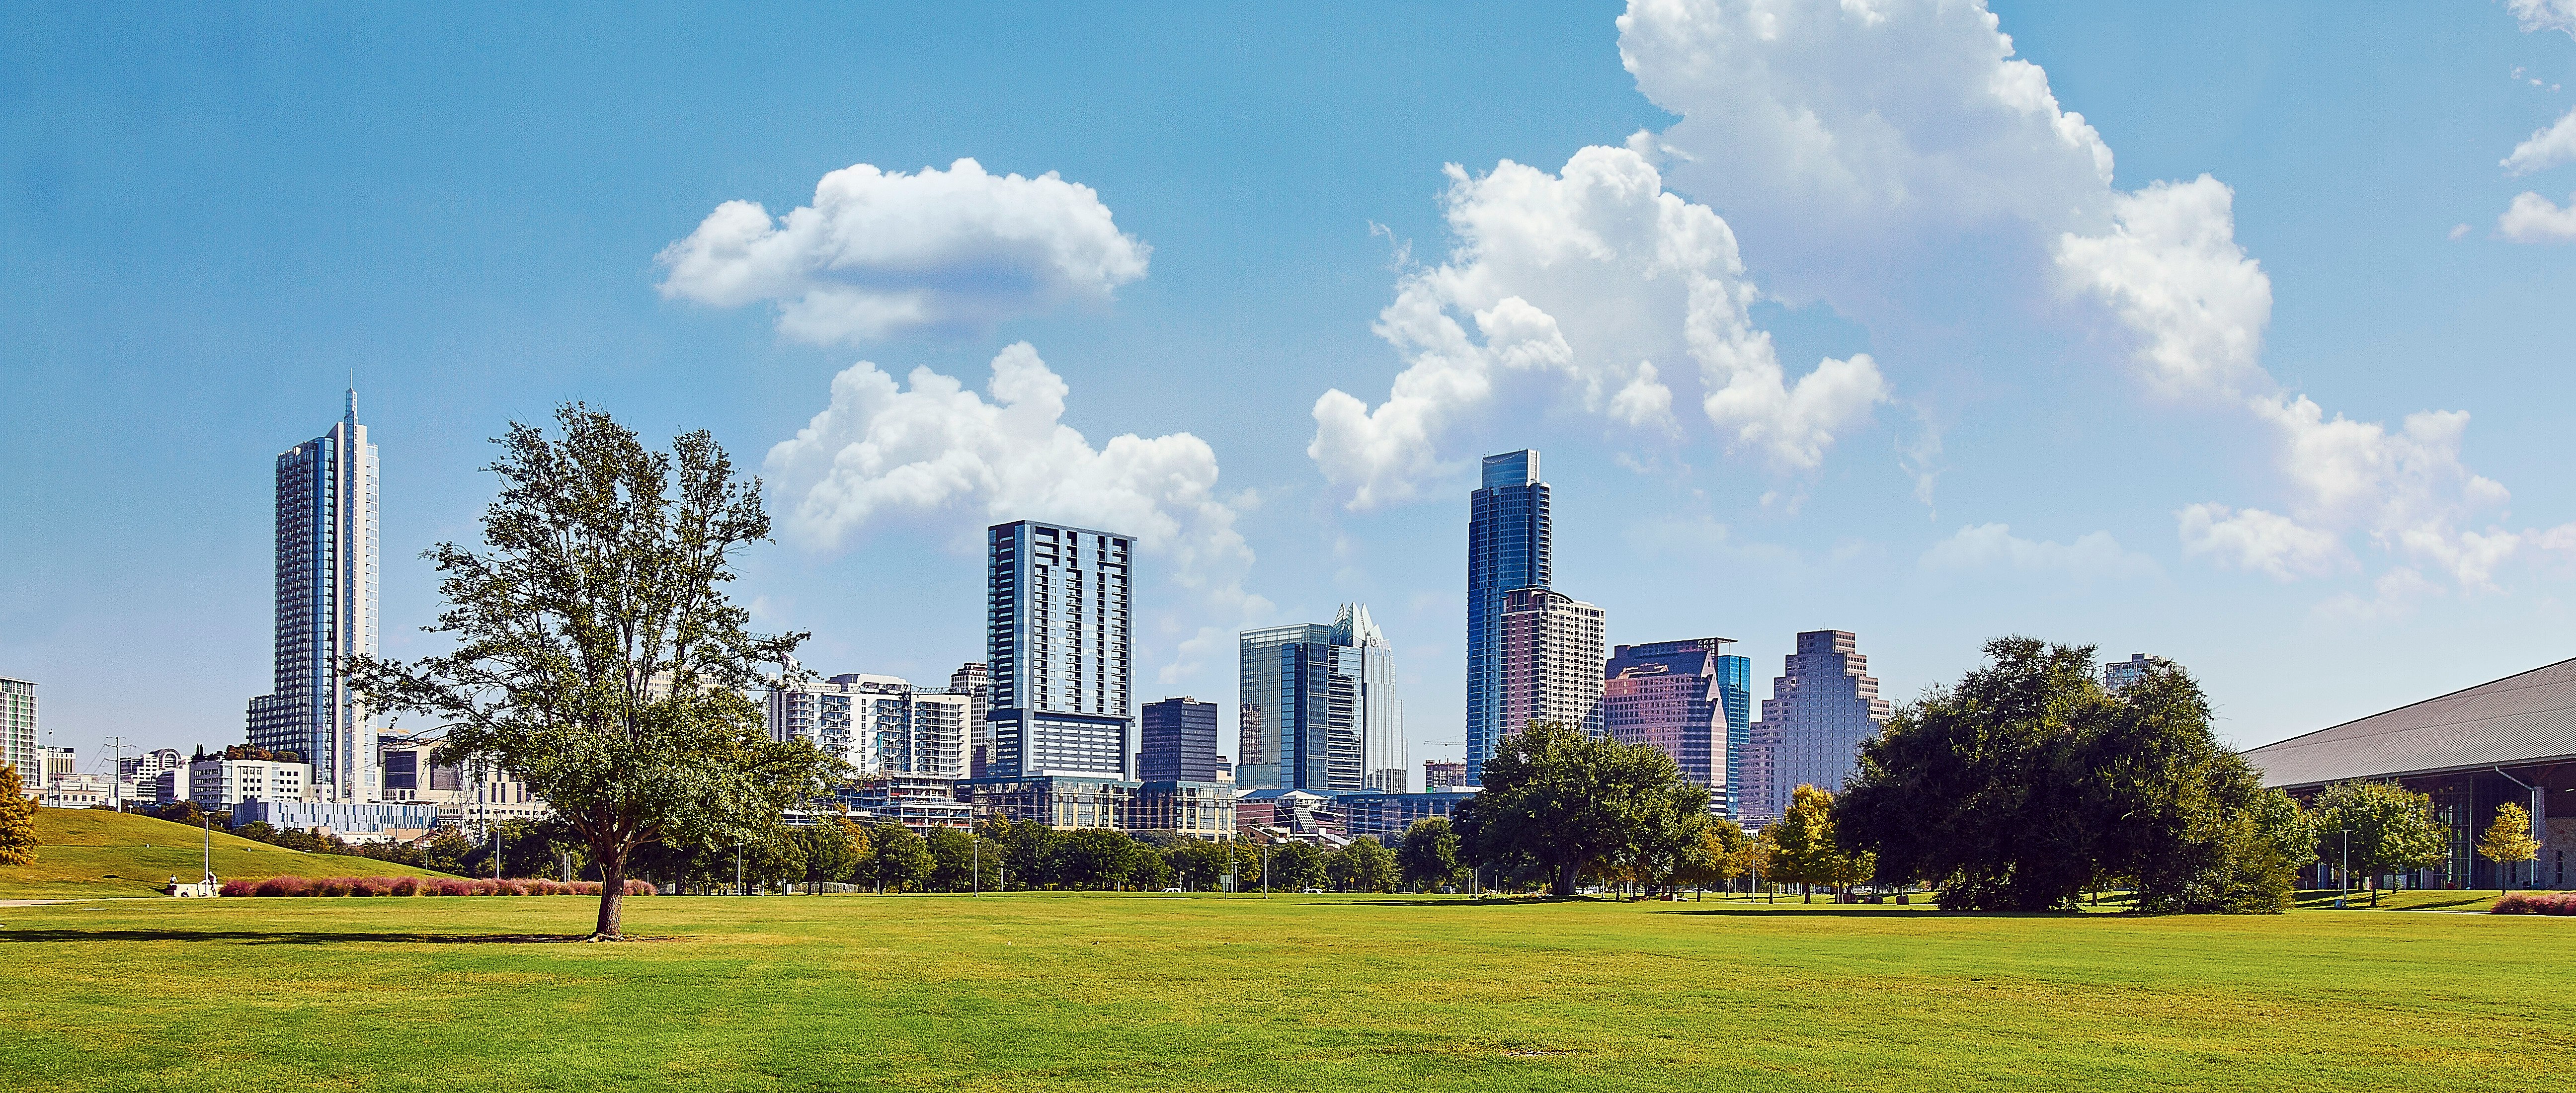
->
246, 389, 379, 803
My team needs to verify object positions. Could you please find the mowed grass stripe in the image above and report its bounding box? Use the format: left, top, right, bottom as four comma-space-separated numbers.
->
1, 894, 2568, 1092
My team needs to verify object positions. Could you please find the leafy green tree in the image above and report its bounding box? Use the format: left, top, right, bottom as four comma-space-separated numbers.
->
1838, 637, 2294, 913
1623, 775, 1716, 897
1328, 837, 1398, 893
2310, 780, 2448, 905
1163, 839, 1230, 891
994, 817, 1058, 890
925, 826, 980, 892
800, 818, 869, 891
1054, 829, 1139, 890
1770, 784, 1863, 902
0, 764, 37, 865
1128, 846, 1175, 890
1264, 840, 1326, 891
2478, 802, 2542, 889
1671, 818, 1749, 897
862, 822, 935, 893
1395, 817, 1462, 892
1453, 721, 1691, 896
345, 405, 837, 938
741, 825, 808, 892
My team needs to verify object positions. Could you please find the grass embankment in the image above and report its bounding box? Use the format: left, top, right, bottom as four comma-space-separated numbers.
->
0, 809, 453, 898
1, 894, 2569, 1092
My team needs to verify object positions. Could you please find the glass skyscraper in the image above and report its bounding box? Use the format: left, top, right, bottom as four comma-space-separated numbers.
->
1746, 629, 1891, 823
1604, 638, 1753, 816
245, 389, 378, 804
1466, 450, 1549, 783
1236, 604, 1402, 792
984, 520, 1134, 780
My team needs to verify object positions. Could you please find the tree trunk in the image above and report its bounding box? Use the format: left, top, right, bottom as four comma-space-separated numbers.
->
593, 850, 627, 940
1553, 860, 1579, 897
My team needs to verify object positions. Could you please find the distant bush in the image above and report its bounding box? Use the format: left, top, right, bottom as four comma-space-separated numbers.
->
2491, 892, 2576, 915
252, 876, 308, 897
229, 874, 640, 896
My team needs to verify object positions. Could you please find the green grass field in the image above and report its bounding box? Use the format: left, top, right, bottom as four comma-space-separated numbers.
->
1, 891, 2567, 1092
0, 809, 453, 898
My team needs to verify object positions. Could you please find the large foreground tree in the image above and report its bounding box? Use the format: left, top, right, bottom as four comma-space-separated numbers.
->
0, 764, 36, 865
1837, 637, 2297, 913
1453, 721, 1711, 897
347, 406, 838, 939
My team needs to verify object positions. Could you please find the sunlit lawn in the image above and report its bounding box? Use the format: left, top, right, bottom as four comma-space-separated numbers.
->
4, 889, 2569, 1091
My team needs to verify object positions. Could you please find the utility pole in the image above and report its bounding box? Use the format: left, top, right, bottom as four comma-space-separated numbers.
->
972, 825, 981, 897
1262, 840, 1270, 897
735, 841, 744, 896
105, 736, 126, 812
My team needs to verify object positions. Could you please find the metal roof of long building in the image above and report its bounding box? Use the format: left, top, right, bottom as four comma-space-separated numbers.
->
2243, 657, 2576, 788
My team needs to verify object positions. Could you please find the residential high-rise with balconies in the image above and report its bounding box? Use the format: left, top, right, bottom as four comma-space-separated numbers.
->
1745, 629, 1891, 823
0, 677, 34, 794
1604, 637, 1751, 815
951, 661, 991, 774
1467, 450, 1549, 782
1236, 604, 1403, 793
1498, 587, 1605, 740
245, 389, 379, 804
768, 672, 970, 779
984, 521, 1134, 779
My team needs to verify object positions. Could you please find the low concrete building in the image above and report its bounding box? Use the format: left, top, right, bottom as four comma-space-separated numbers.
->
232, 800, 439, 843
189, 758, 310, 810
1336, 788, 1478, 844
2247, 657, 2576, 890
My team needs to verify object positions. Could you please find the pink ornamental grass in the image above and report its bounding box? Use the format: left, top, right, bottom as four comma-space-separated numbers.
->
2492, 891, 2576, 915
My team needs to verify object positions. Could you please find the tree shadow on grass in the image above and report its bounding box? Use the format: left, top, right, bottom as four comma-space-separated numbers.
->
0, 929, 633, 945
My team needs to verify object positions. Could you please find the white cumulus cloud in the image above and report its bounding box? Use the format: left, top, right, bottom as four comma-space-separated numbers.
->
2498, 190, 2576, 242
1921, 523, 2159, 579
2503, 106, 2576, 175
1308, 145, 1886, 509
2176, 504, 2351, 581
1611, 0, 2541, 591
765, 342, 1264, 681
2508, 0, 2576, 38
658, 158, 1149, 344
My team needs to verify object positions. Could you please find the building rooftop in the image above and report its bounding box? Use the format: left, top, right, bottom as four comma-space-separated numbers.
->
2243, 656, 2576, 788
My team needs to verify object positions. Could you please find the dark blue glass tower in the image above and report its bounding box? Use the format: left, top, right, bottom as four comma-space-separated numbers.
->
1465, 450, 1549, 783
1715, 653, 1751, 818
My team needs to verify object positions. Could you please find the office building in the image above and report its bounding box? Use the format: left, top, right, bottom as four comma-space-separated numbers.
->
118, 748, 184, 781
41, 746, 76, 786
1, 677, 36, 792
960, 776, 1135, 831
1745, 630, 1891, 823
189, 757, 311, 810
1131, 780, 1237, 841
951, 662, 991, 775
2103, 653, 2169, 694
1604, 638, 1750, 814
1498, 587, 1606, 739
231, 800, 438, 842
1423, 760, 1469, 790
2248, 656, 2576, 889
1142, 697, 1220, 781
245, 388, 380, 804
768, 673, 970, 780
1467, 450, 1550, 783
983, 521, 1135, 779
1237, 604, 1404, 793
841, 775, 975, 832
1338, 789, 1478, 844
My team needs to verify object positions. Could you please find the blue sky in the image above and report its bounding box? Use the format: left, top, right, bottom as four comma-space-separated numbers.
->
5, 1, 2573, 781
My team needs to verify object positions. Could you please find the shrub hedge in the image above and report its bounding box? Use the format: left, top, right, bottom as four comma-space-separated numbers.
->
213, 876, 652, 897
2490, 892, 2576, 915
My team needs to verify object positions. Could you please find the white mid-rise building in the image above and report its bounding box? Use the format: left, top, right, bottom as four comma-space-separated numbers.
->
769, 673, 970, 781
189, 758, 312, 810
1498, 587, 1607, 740
0, 677, 35, 795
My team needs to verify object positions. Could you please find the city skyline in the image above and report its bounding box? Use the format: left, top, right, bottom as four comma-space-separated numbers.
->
9, 3, 2576, 776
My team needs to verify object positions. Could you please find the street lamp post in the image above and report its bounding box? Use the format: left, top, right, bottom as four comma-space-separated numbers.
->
2336, 828, 2351, 909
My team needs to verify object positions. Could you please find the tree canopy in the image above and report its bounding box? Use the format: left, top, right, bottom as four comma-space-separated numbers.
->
2478, 803, 2542, 887
345, 405, 839, 938
1836, 637, 2297, 913
0, 764, 37, 866
2308, 780, 2448, 904
1453, 721, 1713, 896
1395, 817, 1463, 892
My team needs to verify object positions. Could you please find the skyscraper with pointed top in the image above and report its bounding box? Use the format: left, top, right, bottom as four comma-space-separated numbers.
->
1236, 602, 1403, 793
245, 388, 380, 803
